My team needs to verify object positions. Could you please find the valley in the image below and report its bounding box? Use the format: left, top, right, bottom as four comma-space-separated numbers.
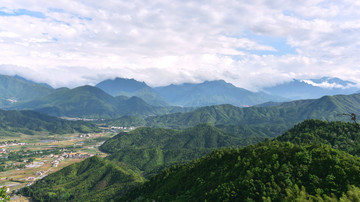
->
0, 130, 116, 196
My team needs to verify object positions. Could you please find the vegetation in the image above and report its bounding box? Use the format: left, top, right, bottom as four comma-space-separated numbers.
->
0, 109, 99, 135
122, 141, 360, 201
0, 186, 10, 201
101, 124, 260, 177
276, 119, 360, 156
21, 156, 145, 202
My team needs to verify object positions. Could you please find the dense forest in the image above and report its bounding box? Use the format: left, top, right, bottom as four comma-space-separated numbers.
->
101, 124, 262, 177
21, 156, 145, 202
123, 141, 360, 201
276, 119, 360, 155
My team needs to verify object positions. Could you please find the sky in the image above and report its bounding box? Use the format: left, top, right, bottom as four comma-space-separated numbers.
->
0, 0, 360, 91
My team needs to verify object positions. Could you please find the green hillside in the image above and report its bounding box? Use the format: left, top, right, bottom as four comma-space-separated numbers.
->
276, 119, 360, 156
100, 124, 260, 177
21, 156, 145, 202
122, 141, 360, 201
0, 74, 53, 108
0, 109, 98, 136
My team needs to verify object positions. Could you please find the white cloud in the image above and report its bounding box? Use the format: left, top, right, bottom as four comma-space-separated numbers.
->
0, 0, 359, 90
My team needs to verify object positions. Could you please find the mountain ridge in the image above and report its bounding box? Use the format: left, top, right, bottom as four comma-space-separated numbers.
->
154, 79, 287, 107
96, 77, 169, 106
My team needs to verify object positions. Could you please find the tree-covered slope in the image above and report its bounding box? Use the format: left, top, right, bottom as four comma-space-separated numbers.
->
122, 141, 360, 201
154, 80, 286, 107
21, 156, 145, 202
100, 124, 261, 177
0, 109, 98, 136
276, 119, 360, 156
0, 74, 53, 108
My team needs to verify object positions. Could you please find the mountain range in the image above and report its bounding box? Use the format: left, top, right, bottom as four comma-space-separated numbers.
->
154, 80, 287, 107
9, 85, 186, 119
95, 78, 169, 106
6, 72, 360, 201
264, 77, 359, 100
1, 74, 360, 120
145, 93, 360, 138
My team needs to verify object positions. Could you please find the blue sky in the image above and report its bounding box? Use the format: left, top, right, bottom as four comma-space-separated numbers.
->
0, 0, 359, 90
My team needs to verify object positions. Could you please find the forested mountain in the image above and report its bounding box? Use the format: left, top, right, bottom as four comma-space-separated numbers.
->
0, 109, 98, 135
276, 119, 360, 155
100, 124, 261, 177
10, 85, 186, 118
146, 93, 360, 136
0, 74, 54, 108
122, 141, 360, 201
96, 77, 169, 106
21, 156, 145, 202
154, 80, 287, 107
264, 77, 359, 100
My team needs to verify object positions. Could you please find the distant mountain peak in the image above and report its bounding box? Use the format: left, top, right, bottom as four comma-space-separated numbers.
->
14, 74, 53, 89
264, 77, 359, 100
95, 77, 169, 106
301, 77, 356, 89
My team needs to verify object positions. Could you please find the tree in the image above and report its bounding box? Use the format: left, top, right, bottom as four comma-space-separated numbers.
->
0, 186, 10, 202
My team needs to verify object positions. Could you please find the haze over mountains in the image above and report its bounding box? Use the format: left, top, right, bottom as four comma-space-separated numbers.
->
154, 80, 287, 107
1, 73, 360, 120
2, 72, 360, 201
95, 78, 169, 107
264, 77, 359, 100
0, 75, 54, 108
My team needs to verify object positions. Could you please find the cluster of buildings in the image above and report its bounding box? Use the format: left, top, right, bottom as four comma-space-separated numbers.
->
0, 140, 25, 147
110, 126, 136, 130
78, 133, 92, 138
51, 152, 92, 167
35, 170, 46, 176
61, 117, 98, 121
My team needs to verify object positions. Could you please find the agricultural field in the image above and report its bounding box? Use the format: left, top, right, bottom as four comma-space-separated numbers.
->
0, 131, 116, 197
